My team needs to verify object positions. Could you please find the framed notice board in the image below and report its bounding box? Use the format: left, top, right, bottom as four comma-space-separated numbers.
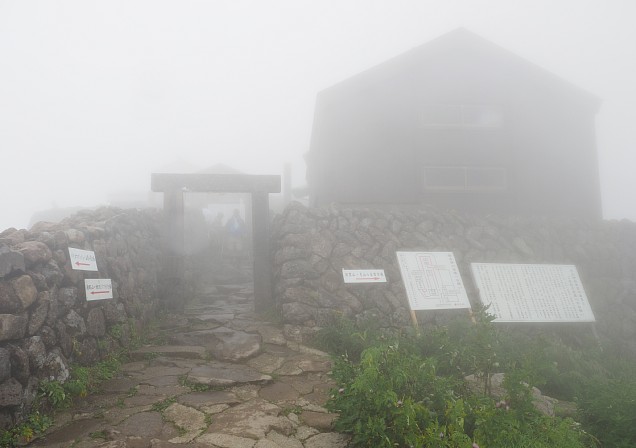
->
471, 263, 595, 323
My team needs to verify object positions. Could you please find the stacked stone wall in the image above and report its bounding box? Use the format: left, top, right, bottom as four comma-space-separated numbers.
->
0, 207, 164, 428
272, 202, 636, 354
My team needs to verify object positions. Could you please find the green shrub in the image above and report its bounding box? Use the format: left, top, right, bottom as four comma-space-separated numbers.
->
328, 343, 464, 447
576, 376, 636, 448
38, 381, 70, 409
323, 315, 603, 447
310, 315, 388, 362
0, 412, 52, 447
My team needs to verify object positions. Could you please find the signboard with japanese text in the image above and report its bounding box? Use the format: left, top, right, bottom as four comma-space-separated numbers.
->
84, 279, 113, 301
68, 248, 98, 271
470, 263, 595, 323
396, 251, 470, 311
342, 269, 387, 284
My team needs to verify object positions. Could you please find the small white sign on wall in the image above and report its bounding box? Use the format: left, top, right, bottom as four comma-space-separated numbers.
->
471, 263, 595, 323
84, 279, 113, 301
68, 248, 98, 271
342, 269, 387, 283
396, 251, 471, 311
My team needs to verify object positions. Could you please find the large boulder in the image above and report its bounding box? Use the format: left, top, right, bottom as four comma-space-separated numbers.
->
14, 241, 52, 267
27, 292, 51, 335
0, 244, 25, 278
11, 275, 38, 310
0, 314, 27, 342
0, 378, 22, 407
86, 308, 106, 337
0, 348, 11, 383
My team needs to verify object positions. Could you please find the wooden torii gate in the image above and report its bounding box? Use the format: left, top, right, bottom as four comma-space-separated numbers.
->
151, 173, 281, 312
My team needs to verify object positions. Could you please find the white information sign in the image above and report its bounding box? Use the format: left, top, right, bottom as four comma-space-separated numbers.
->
396, 251, 471, 311
68, 248, 98, 271
342, 269, 387, 284
84, 279, 113, 301
470, 263, 595, 323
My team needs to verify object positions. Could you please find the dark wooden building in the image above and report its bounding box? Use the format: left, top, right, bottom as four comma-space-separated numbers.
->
306, 29, 602, 218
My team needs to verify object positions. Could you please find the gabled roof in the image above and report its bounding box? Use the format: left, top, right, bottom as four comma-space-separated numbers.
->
317, 28, 600, 110
197, 163, 244, 175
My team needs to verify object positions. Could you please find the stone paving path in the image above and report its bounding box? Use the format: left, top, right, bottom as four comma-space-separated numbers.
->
27, 278, 350, 448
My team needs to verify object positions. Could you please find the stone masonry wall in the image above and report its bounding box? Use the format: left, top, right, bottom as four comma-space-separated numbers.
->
271, 202, 636, 354
0, 207, 164, 429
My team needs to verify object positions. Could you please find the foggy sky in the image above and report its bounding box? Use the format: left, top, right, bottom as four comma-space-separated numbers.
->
1, 0, 635, 230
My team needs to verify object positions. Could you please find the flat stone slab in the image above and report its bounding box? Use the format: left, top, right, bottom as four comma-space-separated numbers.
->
192, 313, 235, 324
304, 432, 350, 448
135, 384, 189, 397
216, 285, 245, 294
138, 365, 191, 379
300, 410, 338, 430
29, 417, 103, 446
256, 326, 287, 345
265, 430, 304, 448
188, 362, 272, 387
116, 411, 172, 439
99, 376, 139, 394
129, 345, 207, 360
205, 399, 294, 439
177, 390, 240, 408
173, 327, 262, 362
196, 433, 256, 448
259, 381, 300, 402
247, 353, 286, 374
164, 402, 206, 443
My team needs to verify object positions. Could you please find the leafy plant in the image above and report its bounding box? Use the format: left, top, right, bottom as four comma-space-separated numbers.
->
576, 376, 636, 448
89, 430, 108, 440
151, 396, 177, 412
38, 381, 70, 409
109, 323, 124, 339
328, 343, 461, 447
323, 314, 601, 448
310, 315, 387, 362
0, 412, 52, 447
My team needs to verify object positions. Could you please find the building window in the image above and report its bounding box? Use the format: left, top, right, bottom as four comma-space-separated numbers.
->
423, 166, 507, 191
420, 104, 503, 128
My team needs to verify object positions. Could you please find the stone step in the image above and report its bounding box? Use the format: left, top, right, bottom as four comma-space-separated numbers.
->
129, 345, 207, 361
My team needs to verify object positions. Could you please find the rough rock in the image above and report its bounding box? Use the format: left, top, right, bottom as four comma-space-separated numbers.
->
15, 241, 53, 266
205, 399, 294, 439
304, 432, 350, 448
0, 378, 22, 406
0, 244, 25, 278
163, 402, 206, 443
0, 348, 10, 383
129, 345, 207, 361
57, 287, 79, 312
27, 293, 50, 335
23, 336, 47, 370
196, 433, 256, 448
11, 275, 38, 310
86, 308, 106, 337
9, 346, 30, 384
0, 314, 27, 342
187, 362, 271, 387
63, 309, 86, 336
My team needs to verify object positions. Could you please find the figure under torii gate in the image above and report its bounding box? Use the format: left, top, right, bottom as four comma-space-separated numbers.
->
151, 173, 281, 313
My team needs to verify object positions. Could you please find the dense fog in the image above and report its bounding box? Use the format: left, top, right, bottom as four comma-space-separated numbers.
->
1, 0, 635, 230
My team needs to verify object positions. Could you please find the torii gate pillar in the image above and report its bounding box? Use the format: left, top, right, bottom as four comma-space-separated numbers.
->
151, 173, 281, 313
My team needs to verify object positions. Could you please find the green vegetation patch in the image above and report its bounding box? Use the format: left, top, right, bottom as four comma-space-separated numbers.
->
316, 309, 632, 447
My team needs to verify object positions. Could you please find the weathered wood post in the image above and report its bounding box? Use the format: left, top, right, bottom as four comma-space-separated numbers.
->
251, 190, 273, 313
151, 182, 186, 309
